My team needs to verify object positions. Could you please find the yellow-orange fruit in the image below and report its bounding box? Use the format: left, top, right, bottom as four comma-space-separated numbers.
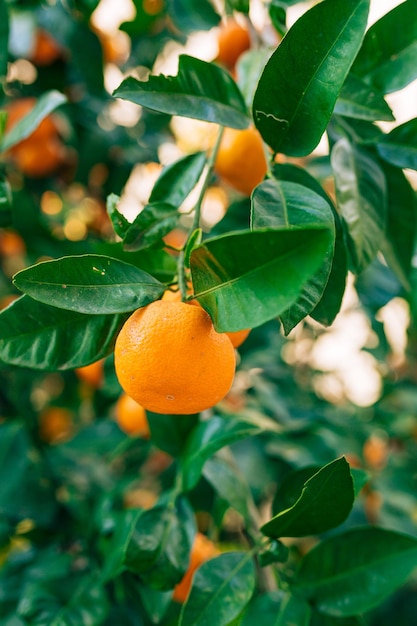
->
216, 20, 251, 70
173, 533, 219, 603
75, 358, 105, 389
29, 29, 62, 66
114, 300, 236, 415
115, 392, 150, 437
39, 406, 73, 444
215, 127, 268, 196
226, 328, 251, 348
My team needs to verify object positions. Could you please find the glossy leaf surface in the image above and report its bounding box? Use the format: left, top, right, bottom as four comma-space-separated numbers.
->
253, 0, 370, 156
376, 118, 417, 170
166, 0, 220, 32
113, 55, 249, 128
13, 254, 165, 314
149, 151, 207, 208
334, 74, 394, 121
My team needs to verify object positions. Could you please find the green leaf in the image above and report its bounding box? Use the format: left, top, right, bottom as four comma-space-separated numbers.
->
149, 151, 207, 208
253, 0, 370, 156
184, 228, 202, 268
251, 179, 335, 333
0, 295, 127, 370
124, 497, 196, 590
351, 0, 417, 94
123, 203, 179, 252
179, 552, 256, 626
331, 139, 386, 273
292, 527, 417, 617
310, 612, 363, 626
0, 176, 12, 227
0, 0, 9, 81
147, 412, 199, 457
191, 226, 333, 333
106, 193, 130, 239
275, 593, 311, 626
180, 416, 263, 492
1, 90, 67, 152
334, 74, 394, 122
166, 0, 220, 33
350, 468, 369, 496
376, 117, 417, 170
379, 162, 417, 289
113, 55, 249, 129
137, 582, 173, 624
241, 592, 284, 626
236, 49, 274, 110
13, 254, 165, 314
261, 457, 354, 538
203, 456, 253, 522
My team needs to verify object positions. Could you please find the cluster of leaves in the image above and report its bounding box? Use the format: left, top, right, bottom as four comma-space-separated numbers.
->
0, 0, 417, 624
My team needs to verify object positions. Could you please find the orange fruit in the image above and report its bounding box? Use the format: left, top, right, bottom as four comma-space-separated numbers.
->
363, 434, 388, 470
39, 406, 73, 444
173, 532, 219, 603
115, 392, 150, 437
0, 230, 26, 257
226, 328, 251, 348
29, 29, 62, 66
75, 358, 105, 389
215, 127, 268, 196
114, 300, 236, 414
216, 20, 251, 70
5, 98, 57, 142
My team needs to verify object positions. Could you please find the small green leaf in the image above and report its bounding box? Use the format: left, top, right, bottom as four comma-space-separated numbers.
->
184, 228, 202, 268
123, 203, 179, 252
203, 456, 253, 522
13, 254, 165, 314
253, 0, 370, 156
166, 0, 220, 33
147, 412, 199, 457
106, 193, 130, 239
331, 139, 386, 273
351, 0, 417, 94
376, 117, 417, 170
113, 55, 249, 129
191, 226, 333, 333
180, 416, 263, 491
335, 74, 394, 121
292, 527, 417, 617
179, 552, 256, 626
149, 151, 207, 208
1, 90, 67, 152
0, 0, 8, 81
0, 295, 127, 370
261, 457, 354, 538
124, 497, 196, 590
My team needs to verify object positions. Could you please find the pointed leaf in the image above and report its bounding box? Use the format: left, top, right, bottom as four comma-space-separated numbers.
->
191, 226, 333, 333
253, 0, 370, 156
123, 203, 179, 251
0, 0, 9, 81
180, 416, 263, 492
13, 254, 165, 314
106, 193, 130, 239
179, 552, 256, 626
149, 151, 207, 208
252, 179, 335, 333
376, 117, 417, 170
113, 55, 249, 129
0, 295, 127, 370
203, 456, 253, 522
1, 90, 67, 152
334, 74, 394, 121
261, 457, 354, 538
292, 527, 417, 617
331, 138, 386, 273
351, 0, 417, 94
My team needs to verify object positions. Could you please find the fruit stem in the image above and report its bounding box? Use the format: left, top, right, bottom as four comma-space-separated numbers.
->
177, 248, 188, 301
191, 125, 224, 232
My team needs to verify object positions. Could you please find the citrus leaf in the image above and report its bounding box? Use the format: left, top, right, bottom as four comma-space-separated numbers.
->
13, 254, 165, 314
376, 117, 417, 171
113, 55, 249, 129
179, 552, 256, 626
0, 295, 127, 370
0, 176, 12, 227
191, 226, 333, 333
351, 0, 417, 94
275, 593, 312, 626
180, 416, 263, 492
261, 457, 354, 538
149, 151, 207, 208
203, 456, 253, 522
241, 592, 285, 626
253, 0, 370, 156
331, 138, 386, 273
0, 0, 9, 81
292, 527, 417, 617
334, 74, 394, 122
251, 179, 335, 333
1, 90, 67, 152
166, 0, 220, 33
106, 193, 130, 239
123, 203, 179, 252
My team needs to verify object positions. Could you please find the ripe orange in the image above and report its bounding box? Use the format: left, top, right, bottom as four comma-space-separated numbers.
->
215, 126, 268, 196
226, 328, 251, 348
75, 358, 105, 389
216, 19, 251, 70
0, 230, 26, 257
114, 300, 236, 415
39, 406, 73, 444
29, 29, 62, 66
5, 98, 57, 142
115, 392, 150, 437
173, 532, 219, 603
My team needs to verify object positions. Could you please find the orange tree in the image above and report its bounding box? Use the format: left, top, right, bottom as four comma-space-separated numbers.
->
1, 0, 417, 624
